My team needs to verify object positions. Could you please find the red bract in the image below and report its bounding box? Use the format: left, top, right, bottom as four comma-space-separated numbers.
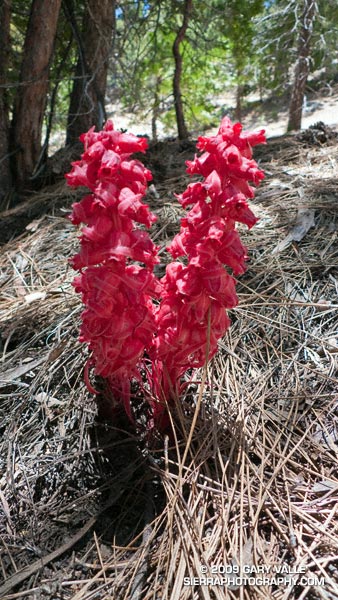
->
74, 262, 161, 378
67, 120, 161, 416
67, 117, 265, 431
150, 116, 265, 398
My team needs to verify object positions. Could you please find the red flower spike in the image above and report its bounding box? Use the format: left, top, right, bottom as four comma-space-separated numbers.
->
67, 121, 161, 415
67, 117, 266, 431
150, 118, 265, 397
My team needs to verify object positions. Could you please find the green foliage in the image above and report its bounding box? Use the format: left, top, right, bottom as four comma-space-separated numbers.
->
253, 0, 338, 99
114, 3, 174, 134
115, 2, 216, 133
311, 0, 338, 84
5, 0, 338, 153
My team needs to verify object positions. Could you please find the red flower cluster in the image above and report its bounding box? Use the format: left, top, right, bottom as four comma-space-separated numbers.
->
152, 117, 265, 395
66, 121, 161, 415
67, 117, 265, 428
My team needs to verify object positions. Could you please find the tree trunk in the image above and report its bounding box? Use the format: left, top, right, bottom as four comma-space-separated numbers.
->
151, 76, 161, 142
66, 0, 115, 145
172, 0, 192, 141
11, 0, 62, 189
235, 81, 243, 122
287, 0, 317, 132
0, 0, 12, 206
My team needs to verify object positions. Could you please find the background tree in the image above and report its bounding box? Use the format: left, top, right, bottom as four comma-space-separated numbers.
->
253, 2, 298, 101
221, 0, 264, 121
0, 0, 11, 205
172, 0, 193, 140
287, 0, 318, 131
114, 0, 229, 137
254, 0, 338, 130
11, 0, 62, 188
65, 0, 115, 145
113, 1, 174, 141
314, 0, 338, 86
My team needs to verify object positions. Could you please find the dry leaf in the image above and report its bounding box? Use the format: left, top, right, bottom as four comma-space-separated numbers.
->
272, 208, 315, 254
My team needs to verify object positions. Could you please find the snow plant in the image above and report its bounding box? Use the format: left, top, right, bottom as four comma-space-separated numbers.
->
66, 117, 265, 429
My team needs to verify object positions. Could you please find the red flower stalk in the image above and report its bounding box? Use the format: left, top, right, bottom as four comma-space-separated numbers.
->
150, 117, 265, 399
67, 117, 265, 430
66, 121, 161, 418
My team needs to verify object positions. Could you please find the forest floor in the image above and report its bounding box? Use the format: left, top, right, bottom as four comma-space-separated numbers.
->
0, 116, 338, 600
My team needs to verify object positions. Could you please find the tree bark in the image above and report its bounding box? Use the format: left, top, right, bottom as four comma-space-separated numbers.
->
11, 0, 62, 189
172, 0, 192, 141
66, 0, 115, 145
0, 0, 12, 205
235, 80, 243, 122
287, 0, 317, 132
151, 76, 162, 142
